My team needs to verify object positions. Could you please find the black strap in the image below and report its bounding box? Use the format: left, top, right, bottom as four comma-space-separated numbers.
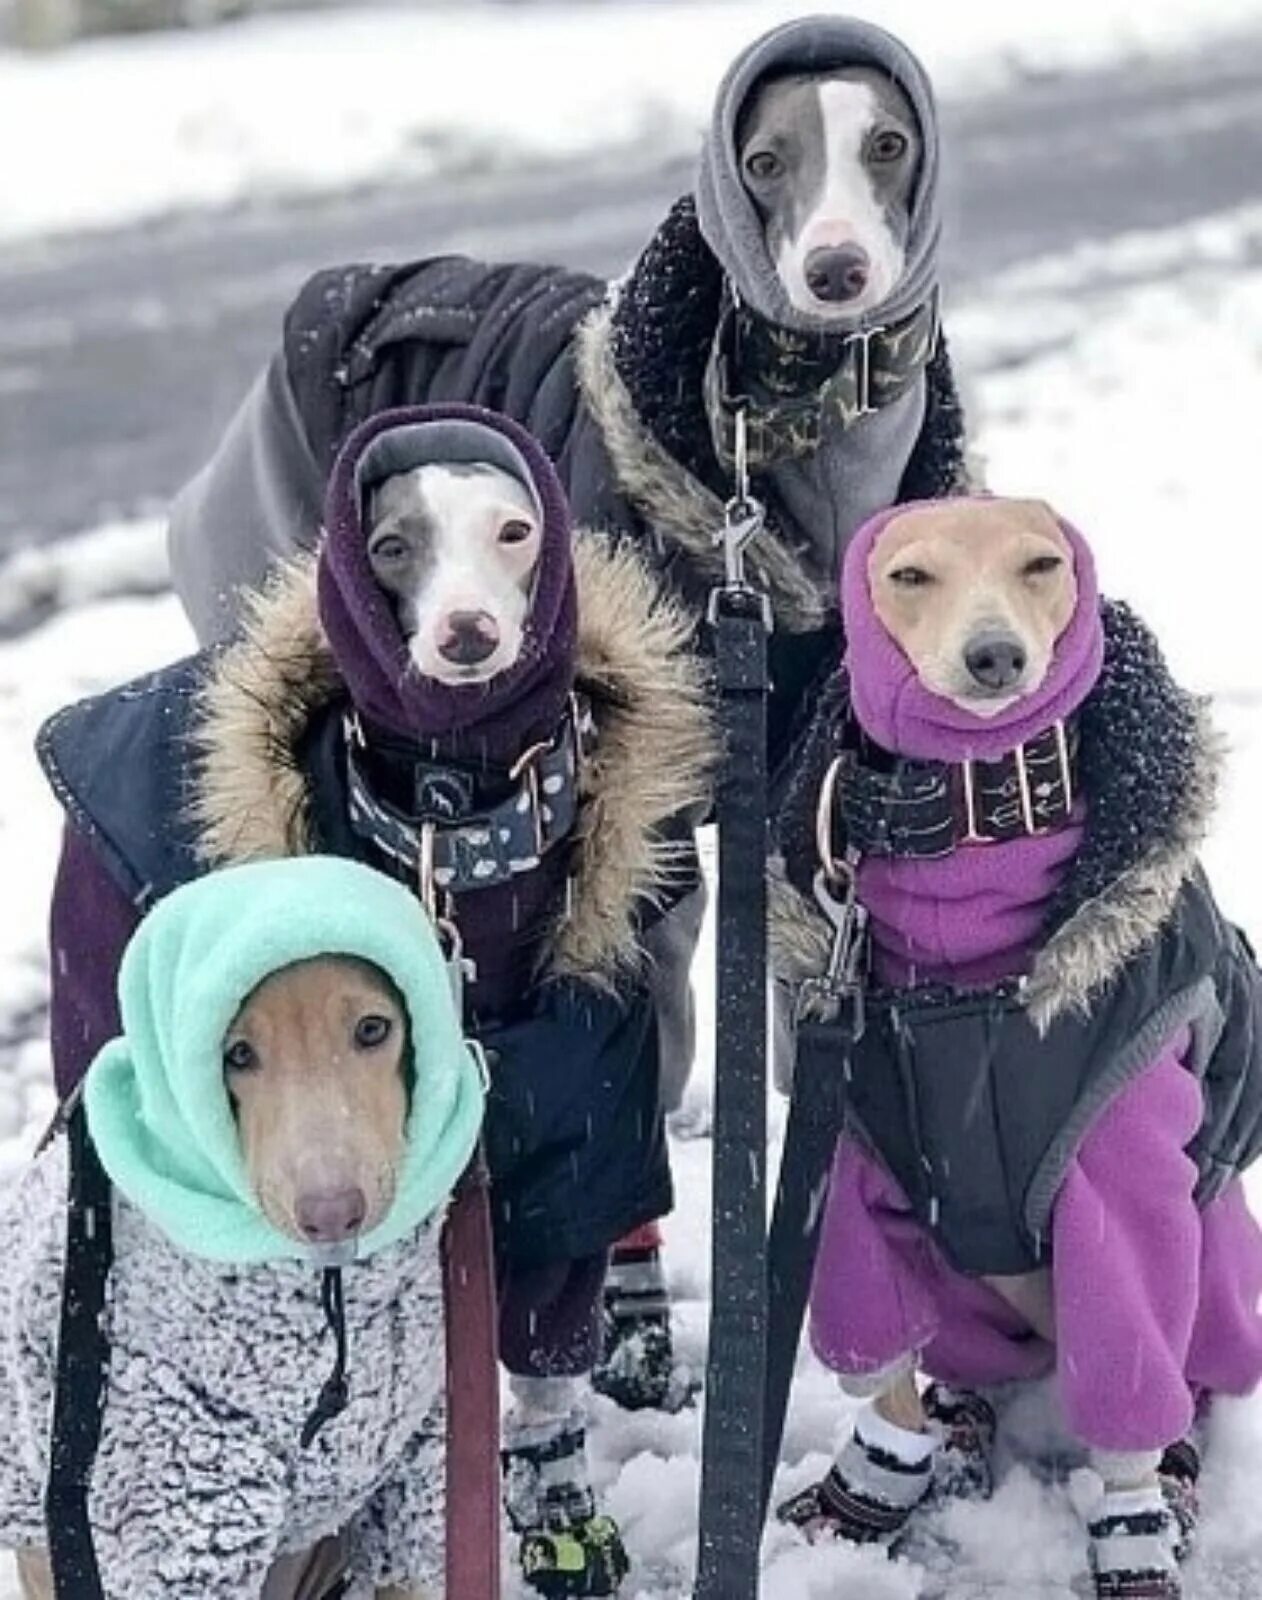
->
833, 719, 1079, 861
46, 1100, 112, 1600
299, 1266, 351, 1449
694, 588, 770, 1600
345, 696, 594, 894
759, 1025, 851, 1519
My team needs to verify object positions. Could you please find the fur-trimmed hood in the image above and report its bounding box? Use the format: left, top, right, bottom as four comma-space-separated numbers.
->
188, 534, 715, 991
771, 601, 1225, 1031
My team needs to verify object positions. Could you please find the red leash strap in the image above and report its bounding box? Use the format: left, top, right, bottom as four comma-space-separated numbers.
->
441, 1149, 501, 1599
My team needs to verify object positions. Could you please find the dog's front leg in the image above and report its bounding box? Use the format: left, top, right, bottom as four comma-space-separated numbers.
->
778, 1360, 938, 1543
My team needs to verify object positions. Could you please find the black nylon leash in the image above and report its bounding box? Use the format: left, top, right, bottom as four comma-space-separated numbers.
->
760, 862, 871, 1518
46, 1096, 112, 1600
694, 473, 772, 1600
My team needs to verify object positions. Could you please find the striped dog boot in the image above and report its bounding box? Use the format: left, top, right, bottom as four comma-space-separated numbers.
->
592, 1223, 676, 1412
922, 1382, 997, 1502
1085, 1480, 1184, 1599
502, 1386, 630, 1598
777, 1404, 937, 1545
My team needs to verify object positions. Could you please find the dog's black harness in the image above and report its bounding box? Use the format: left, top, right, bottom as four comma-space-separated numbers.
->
344, 695, 595, 894
820, 718, 1080, 861
706, 288, 940, 472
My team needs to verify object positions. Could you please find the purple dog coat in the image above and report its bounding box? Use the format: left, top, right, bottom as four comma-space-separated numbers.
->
808, 499, 1262, 1452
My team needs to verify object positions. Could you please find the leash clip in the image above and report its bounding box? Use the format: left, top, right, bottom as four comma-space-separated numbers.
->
797, 864, 868, 1038
797, 754, 868, 1033
707, 430, 773, 632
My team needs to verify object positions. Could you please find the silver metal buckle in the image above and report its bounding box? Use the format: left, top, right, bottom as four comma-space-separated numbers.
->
847, 324, 886, 419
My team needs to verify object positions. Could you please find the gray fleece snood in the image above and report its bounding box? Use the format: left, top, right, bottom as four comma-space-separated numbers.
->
696, 13, 942, 335
694, 15, 944, 591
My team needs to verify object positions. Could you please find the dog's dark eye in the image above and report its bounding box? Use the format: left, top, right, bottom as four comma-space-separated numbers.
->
354, 1014, 393, 1050
498, 520, 535, 546
744, 150, 783, 182
370, 535, 408, 563
1023, 555, 1064, 578
870, 130, 908, 163
224, 1039, 258, 1073
889, 566, 934, 588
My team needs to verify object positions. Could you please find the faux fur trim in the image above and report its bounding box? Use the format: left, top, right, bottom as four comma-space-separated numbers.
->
189, 540, 715, 987
1023, 698, 1224, 1029
577, 301, 830, 634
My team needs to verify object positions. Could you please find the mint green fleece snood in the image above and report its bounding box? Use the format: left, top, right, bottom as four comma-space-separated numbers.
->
83, 856, 485, 1265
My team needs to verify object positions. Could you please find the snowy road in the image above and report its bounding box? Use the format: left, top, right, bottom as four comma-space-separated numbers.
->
4, 28, 1262, 558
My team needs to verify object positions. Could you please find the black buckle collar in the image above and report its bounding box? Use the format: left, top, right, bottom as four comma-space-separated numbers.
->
705, 286, 941, 473
345, 695, 594, 895
818, 719, 1079, 866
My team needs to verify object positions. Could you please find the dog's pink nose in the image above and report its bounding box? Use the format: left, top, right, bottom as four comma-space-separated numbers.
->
296, 1187, 368, 1244
438, 610, 500, 667
805, 244, 870, 304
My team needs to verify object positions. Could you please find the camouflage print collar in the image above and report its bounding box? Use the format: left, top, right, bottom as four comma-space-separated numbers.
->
705, 287, 940, 472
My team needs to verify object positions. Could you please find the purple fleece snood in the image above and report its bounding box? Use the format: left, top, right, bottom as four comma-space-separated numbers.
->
317, 403, 579, 762
841, 498, 1105, 985
841, 498, 1105, 763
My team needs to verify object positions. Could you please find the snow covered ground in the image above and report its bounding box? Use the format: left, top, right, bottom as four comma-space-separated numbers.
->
2, 203, 1262, 1595
4, 0, 1262, 244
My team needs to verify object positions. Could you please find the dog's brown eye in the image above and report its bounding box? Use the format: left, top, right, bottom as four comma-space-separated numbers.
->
1023, 555, 1063, 578
745, 150, 783, 181
498, 520, 535, 546
371, 535, 407, 563
870, 130, 908, 163
224, 1039, 258, 1073
354, 1014, 393, 1050
890, 565, 933, 588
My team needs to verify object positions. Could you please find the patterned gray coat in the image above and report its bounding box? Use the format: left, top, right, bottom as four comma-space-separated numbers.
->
0, 1140, 447, 1598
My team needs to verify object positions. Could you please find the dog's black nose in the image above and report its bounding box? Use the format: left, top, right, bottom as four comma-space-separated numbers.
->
439, 610, 499, 667
804, 244, 871, 304
296, 1187, 368, 1243
965, 633, 1028, 692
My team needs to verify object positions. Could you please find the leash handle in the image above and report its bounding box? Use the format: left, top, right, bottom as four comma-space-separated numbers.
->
46, 1100, 111, 1600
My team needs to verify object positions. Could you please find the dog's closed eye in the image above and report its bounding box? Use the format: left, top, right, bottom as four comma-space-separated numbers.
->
889, 565, 935, 588
1023, 554, 1064, 579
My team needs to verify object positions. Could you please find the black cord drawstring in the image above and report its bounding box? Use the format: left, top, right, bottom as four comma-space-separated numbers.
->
300, 1266, 350, 1449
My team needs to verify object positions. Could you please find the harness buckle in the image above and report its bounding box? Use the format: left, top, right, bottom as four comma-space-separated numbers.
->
961, 721, 1074, 843
846, 324, 887, 420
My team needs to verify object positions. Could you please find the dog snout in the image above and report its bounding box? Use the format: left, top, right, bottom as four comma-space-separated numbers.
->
964, 631, 1028, 693
295, 1186, 368, 1244
438, 609, 500, 667
804, 244, 871, 305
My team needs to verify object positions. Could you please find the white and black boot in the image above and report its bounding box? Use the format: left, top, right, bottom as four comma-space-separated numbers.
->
592, 1225, 680, 1412
1079, 1444, 1199, 1600
777, 1402, 937, 1545
502, 1378, 630, 1597
923, 1382, 997, 1502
